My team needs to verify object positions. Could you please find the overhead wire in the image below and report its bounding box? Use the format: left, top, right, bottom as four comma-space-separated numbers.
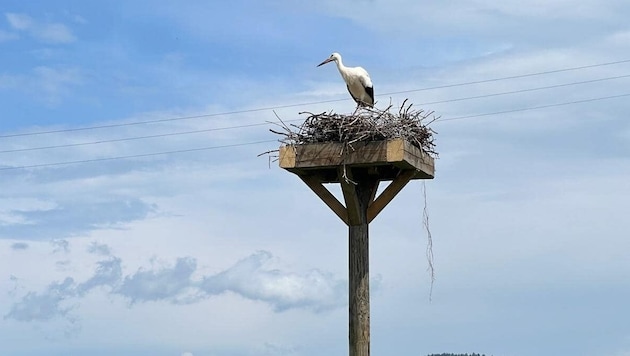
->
1, 58, 630, 139
1, 58, 630, 171
0, 140, 277, 171
2, 73, 629, 154
1, 92, 628, 171
383, 58, 630, 96
0, 122, 272, 154
438, 92, 630, 122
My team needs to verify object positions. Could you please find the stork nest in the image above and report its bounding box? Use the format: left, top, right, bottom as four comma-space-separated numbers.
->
269, 99, 438, 157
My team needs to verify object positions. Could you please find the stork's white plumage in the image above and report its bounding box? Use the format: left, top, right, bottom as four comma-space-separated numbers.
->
317, 52, 374, 108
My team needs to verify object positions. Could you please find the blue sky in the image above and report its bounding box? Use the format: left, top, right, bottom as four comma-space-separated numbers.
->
1, 1, 630, 355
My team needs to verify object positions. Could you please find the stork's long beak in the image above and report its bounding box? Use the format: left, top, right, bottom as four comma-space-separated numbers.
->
317, 58, 333, 67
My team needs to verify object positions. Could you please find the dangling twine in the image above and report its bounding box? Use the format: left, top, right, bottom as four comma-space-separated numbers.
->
423, 181, 435, 302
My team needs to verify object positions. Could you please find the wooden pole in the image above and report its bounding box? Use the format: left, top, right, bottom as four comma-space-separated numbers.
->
349, 222, 369, 356
341, 169, 378, 356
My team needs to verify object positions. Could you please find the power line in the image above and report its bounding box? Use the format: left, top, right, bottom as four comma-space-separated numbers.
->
385, 58, 630, 96
418, 74, 630, 106
2, 74, 629, 154
1, 92, 628, 171
2, 58, 630, 139
437, 93, 630, 122
0, 122, 272, 154
0, 140, 277, 171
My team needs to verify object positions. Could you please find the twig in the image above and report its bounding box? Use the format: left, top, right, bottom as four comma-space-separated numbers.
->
257, 149, 279, 157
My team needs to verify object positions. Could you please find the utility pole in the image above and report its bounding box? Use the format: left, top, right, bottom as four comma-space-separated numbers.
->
280, 138, 435, 356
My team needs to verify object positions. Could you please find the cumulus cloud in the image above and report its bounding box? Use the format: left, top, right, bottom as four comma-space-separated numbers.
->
5, 13, 76, 44
4, 250, 346, 328
5, 13, 32, 30
111, 251, 348, 312
87, 241, 112, 256
51, 239, 69, 253
4, 249, 120, 325
4, 277, 76, 322
201, 251, 346, 312
77, 257, 123, 295
113, 252, 346, 311
35, 23, 75, 44
116, 257, 198, 304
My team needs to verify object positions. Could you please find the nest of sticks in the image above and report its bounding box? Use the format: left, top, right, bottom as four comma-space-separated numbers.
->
269, 100, 438, 157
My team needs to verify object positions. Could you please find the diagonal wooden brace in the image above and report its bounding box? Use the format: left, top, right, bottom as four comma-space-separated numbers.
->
298, 168, 417, 226
299, 174, 349, 225
367, 169, 415, 223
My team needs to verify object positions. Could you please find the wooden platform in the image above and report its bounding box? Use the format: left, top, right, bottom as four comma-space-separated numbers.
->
279, 138, 435, 183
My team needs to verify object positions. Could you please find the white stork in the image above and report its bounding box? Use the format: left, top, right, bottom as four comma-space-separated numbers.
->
317, 52, 374, 108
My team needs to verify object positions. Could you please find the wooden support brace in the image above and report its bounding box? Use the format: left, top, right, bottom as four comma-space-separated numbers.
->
339, 167, 362, 226
299, 174, 349, 225
339, 167, 380, 226
366, 169, 416, 223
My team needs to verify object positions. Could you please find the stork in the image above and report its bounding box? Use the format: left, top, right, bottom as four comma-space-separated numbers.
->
317, 52, 374, 108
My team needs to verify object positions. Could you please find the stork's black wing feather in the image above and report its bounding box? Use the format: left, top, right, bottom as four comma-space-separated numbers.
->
364, 86, 374, 107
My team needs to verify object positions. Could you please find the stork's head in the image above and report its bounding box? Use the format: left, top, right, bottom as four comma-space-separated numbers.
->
317, 52, 341, 67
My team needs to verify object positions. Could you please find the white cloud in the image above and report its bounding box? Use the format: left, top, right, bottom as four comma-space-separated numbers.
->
36, 23, 75, 44
5, 13, 32, 30
4, 277, 76, 322
110, 250, 347, 312
117, 257, 198, 304
201, 251, 346, 312
51, 239, 70, 254
4, 12, 76, 44
77, 257, 123, 294
87, 241, 112, 256
4, 249, 346, 332
0, 66, 84, 106
308, 0, 629, 34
